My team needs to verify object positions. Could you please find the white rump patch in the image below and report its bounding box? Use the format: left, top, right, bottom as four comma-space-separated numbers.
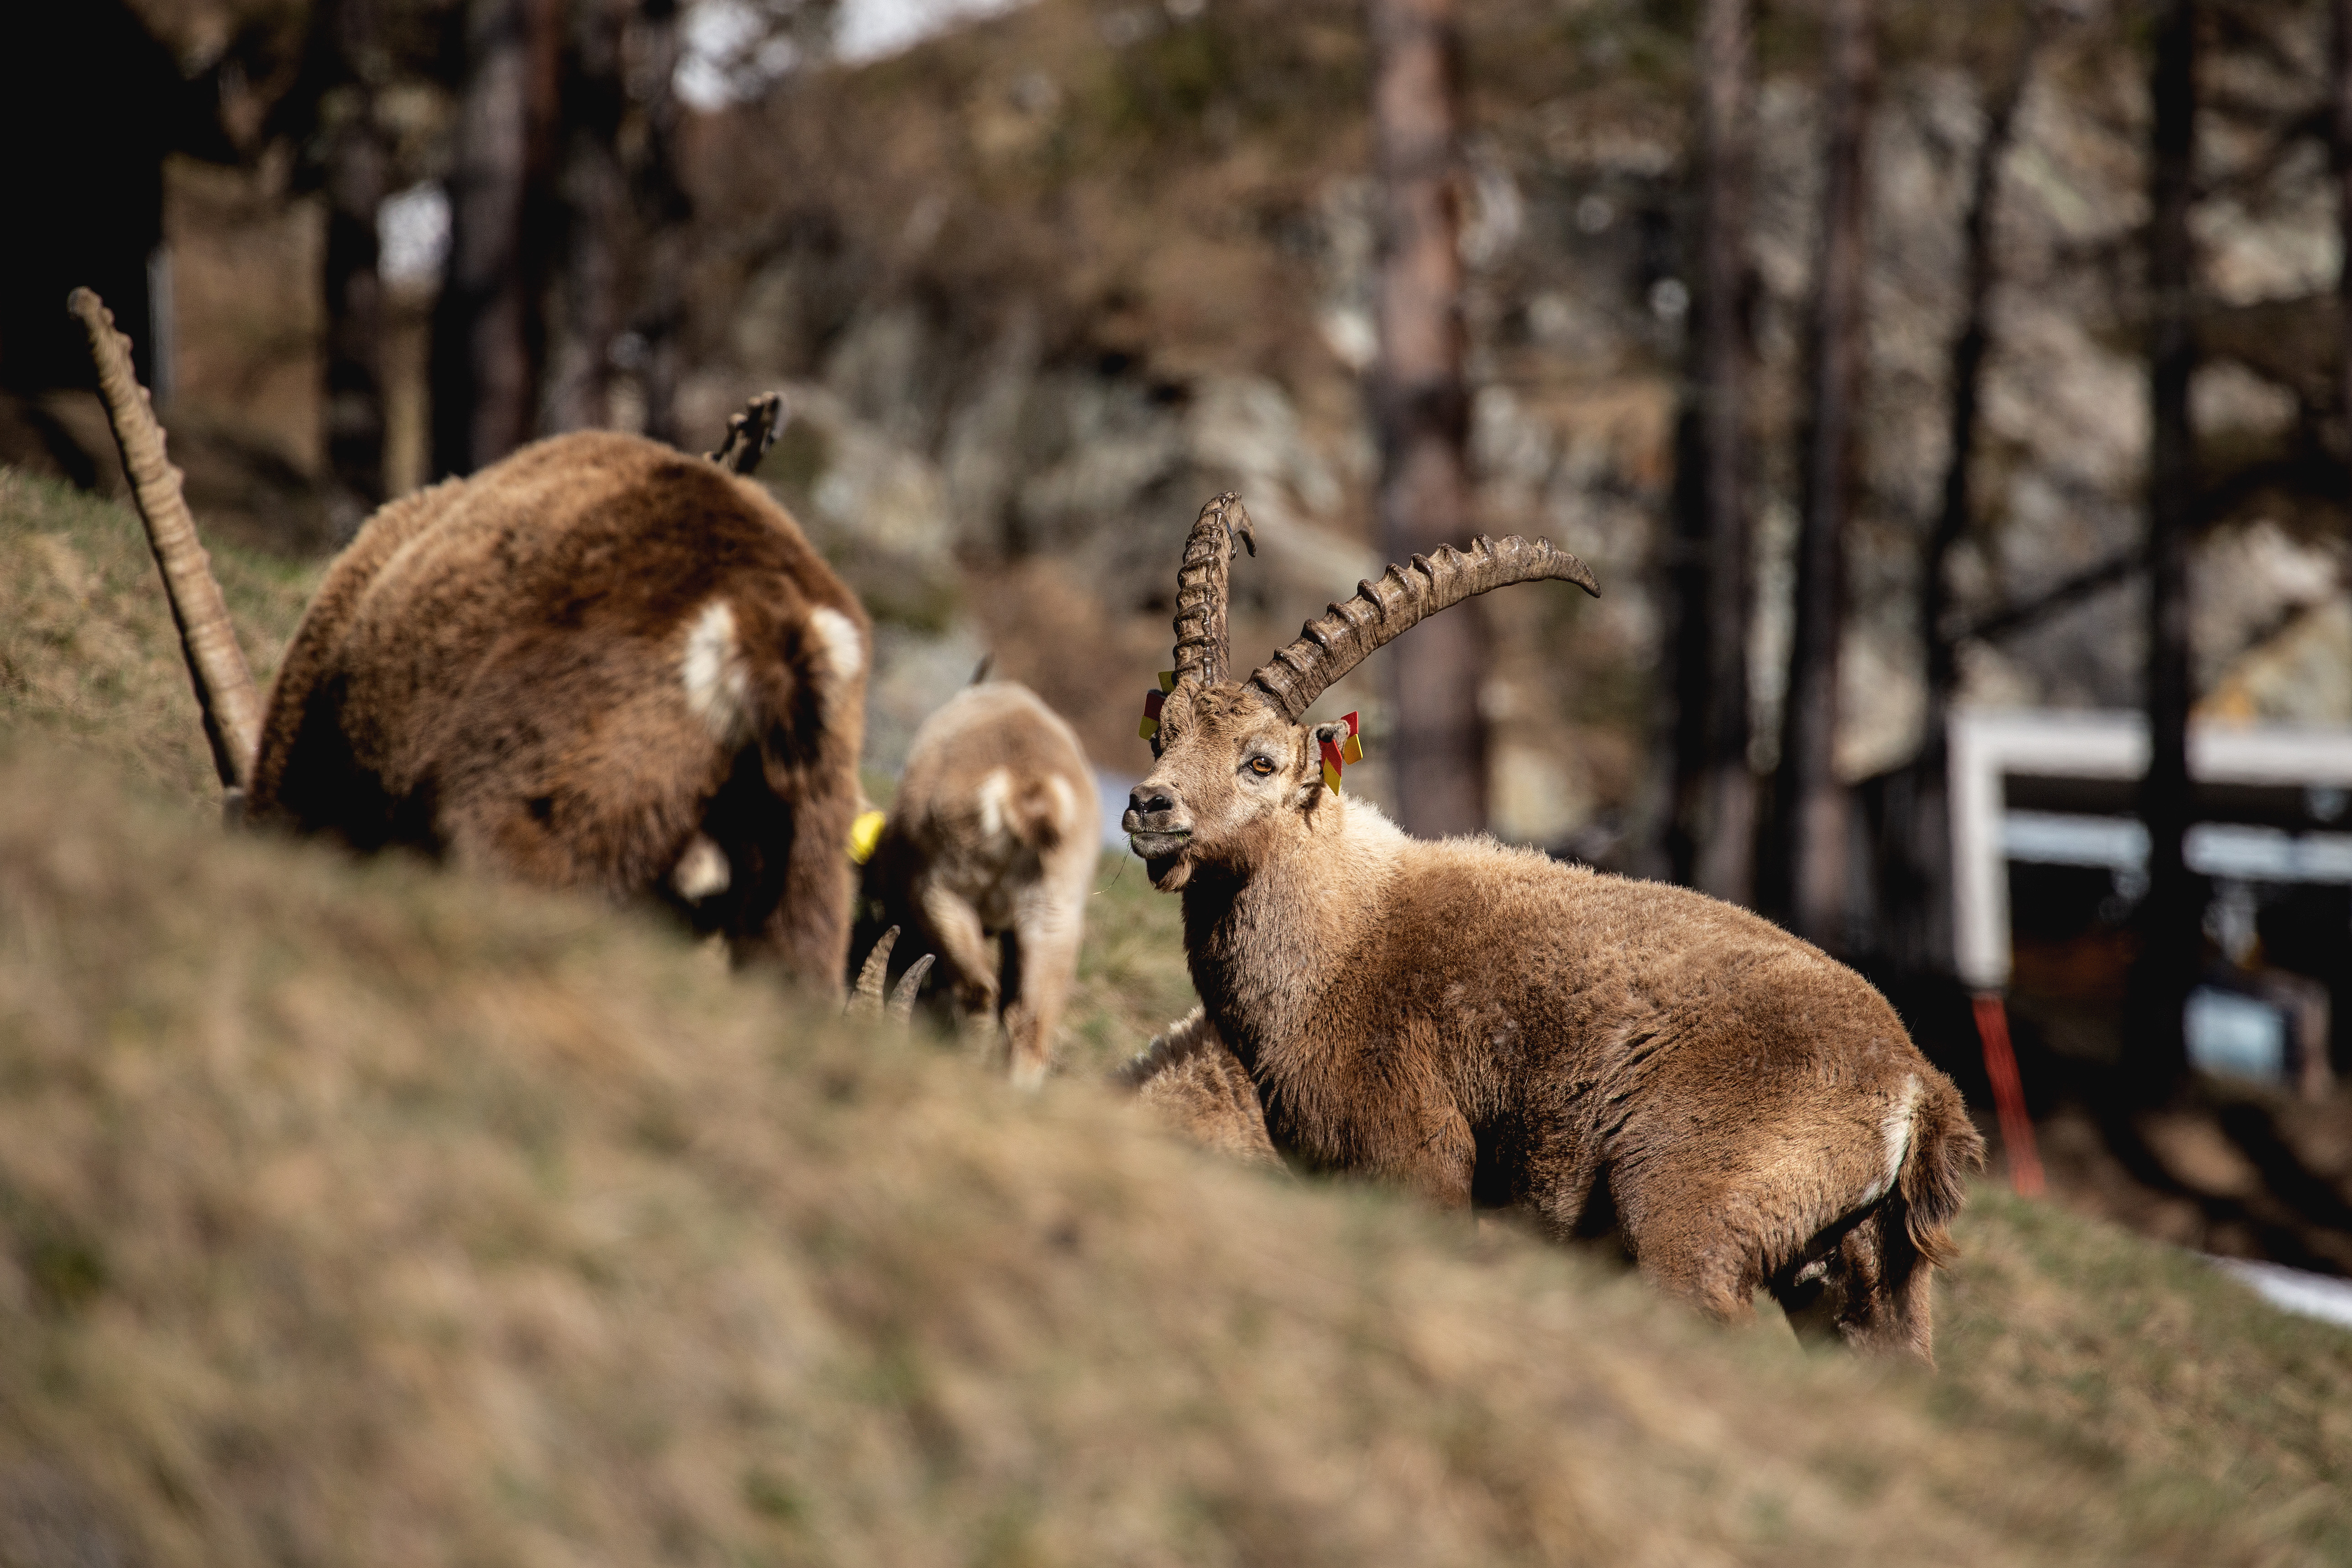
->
1868, 1074, 1923, 1205
974, 767, 1012, 841
671, 832, 731, 901
808, 606, 864, 688
682, 600, 754, 745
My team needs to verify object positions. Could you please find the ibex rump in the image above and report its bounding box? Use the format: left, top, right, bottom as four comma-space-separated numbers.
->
70, 288, 868, 990
251, 430, 870, 981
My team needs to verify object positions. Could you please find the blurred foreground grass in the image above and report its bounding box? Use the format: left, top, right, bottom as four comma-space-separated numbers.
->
3, 467, 2348, 1564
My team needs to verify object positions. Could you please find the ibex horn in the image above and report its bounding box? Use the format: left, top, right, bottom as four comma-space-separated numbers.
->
69, 288, 264, 798
707, 391, 787, 475
1169, 491, 1256, 689
848, 925, 900, 1020
1245, 534, 1600, 722
888, 954, 934, 1027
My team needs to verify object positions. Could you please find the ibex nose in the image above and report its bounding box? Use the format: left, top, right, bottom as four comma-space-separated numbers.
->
1127, 786, 1177, 820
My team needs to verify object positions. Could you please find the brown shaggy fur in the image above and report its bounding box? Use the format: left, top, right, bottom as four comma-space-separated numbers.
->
1126, 683, 1984, 1362
859, 681, 1099, 1086
248, 430, 870, 987
1118, 1007, 1284, 1170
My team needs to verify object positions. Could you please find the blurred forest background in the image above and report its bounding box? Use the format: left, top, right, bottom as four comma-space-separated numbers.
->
5, 0, 2352, 1262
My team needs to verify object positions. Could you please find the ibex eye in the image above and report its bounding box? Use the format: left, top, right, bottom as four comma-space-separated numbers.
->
1248, 757, 1275, 776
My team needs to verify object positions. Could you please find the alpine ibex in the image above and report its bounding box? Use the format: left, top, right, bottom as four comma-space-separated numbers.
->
859, 679, 1100, 1086
73, 290, 869, 990
1118, 1007, 1282, 1170
1121, 494, 1983, 1361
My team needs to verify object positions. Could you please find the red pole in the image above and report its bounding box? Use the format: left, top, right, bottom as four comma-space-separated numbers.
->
1972, 991, 2044, 1196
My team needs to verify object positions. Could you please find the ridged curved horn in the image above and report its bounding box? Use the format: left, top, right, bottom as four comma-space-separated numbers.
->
1244, 535, 1600, 722
70, 288, 264, 794
888, 954, 934, 1027
848, 925, 900, 1020
1169, 492, 1257, 688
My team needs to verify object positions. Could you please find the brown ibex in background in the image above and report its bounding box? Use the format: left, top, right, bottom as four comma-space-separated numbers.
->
1122, 494, 1982, 1361
73, 291, 869, 991
1118, 1007, 1282, 1170
859, 679, 1100, 1087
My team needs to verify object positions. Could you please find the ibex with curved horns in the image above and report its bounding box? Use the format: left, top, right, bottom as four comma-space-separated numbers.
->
1124, 494, 1982, 1360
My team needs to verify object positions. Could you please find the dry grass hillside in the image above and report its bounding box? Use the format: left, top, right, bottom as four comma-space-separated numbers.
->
4, 745, 2351, 1567
3, 471, 2350, 1563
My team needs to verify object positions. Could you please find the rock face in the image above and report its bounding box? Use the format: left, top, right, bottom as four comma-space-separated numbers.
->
672, 0, 2345, 851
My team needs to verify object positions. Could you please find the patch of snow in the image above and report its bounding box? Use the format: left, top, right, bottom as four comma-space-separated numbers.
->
1096, 770, 1139, 852
378, 183, 450, 288
835, 0, 1033, 63
2208, 1256, 2352, 1332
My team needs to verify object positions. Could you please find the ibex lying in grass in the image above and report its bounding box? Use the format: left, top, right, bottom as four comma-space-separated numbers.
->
1118, 1007, 1282, 1170
860, 680, 1099, 1086
1122, 494, 1983, 1361
73, 291, 868, 991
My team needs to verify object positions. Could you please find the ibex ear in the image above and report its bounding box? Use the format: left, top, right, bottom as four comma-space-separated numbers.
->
1301, 719, 1352, 804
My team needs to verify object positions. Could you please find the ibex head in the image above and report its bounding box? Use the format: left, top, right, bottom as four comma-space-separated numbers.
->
1122, 493, 1599, 889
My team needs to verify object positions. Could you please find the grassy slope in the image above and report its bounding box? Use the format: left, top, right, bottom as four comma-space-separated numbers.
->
0, 467, 321, 806
3, 472, 2348, 1563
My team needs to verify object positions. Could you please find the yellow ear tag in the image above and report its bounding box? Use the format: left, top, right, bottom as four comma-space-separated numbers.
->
1158, 671, 1176, 693
847, 809, 886, 865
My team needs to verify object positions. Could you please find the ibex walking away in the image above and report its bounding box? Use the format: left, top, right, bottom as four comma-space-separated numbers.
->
1122, 494, 1982, 1360
861, 680, 1100, 1086
73, 291, 869, 990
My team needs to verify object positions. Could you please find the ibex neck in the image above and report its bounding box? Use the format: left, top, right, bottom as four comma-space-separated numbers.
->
1179, 798, 1403, 1069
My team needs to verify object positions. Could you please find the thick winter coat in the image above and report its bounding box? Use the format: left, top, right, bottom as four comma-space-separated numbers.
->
249, 430, 870, 986
1122, 495, 1982, 1359
859, 680, 1099, 1084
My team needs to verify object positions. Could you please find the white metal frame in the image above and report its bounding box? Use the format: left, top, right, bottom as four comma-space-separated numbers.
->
1947, 710, 2352, 990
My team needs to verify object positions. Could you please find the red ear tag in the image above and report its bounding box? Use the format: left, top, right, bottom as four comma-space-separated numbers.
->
1340, 710, 1363, 765
1139, 687, 1165, 740
1319, 735, 1345, 793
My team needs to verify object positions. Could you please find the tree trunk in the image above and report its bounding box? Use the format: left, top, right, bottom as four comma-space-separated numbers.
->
318, 0, 390, 534
2337, 0, 2352, 466
1667, 0, 1756, 901
2127, 0, 2199, 1100
547, 0, 629, 433
1369, 0, 1481, 836
627, 0, 691, 448
430, 0, 563, 477
1897, 19, 2040, 974
1771, 0, 1876, 949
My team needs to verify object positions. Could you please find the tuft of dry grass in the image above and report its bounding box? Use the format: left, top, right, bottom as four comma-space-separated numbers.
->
1938, 1188, 2352, 1557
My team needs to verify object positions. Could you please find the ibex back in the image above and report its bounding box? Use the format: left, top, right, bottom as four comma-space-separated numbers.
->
249, 430, 870, 987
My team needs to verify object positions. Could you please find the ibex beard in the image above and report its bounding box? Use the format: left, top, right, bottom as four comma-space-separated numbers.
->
1124, 494, 1982, 1363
